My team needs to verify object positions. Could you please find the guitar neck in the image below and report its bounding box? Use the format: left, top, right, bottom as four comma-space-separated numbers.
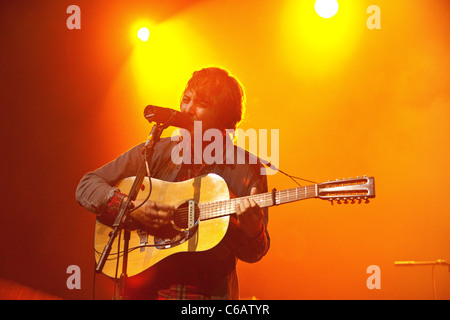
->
199, 184, 318, 220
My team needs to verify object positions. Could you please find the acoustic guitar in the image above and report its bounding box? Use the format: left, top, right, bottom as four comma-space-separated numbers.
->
94, 173, 375, 278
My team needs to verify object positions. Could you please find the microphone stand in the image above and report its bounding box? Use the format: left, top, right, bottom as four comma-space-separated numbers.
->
394, 259, 449, 269
394, 259, 449, 300
95, 122, 167, 299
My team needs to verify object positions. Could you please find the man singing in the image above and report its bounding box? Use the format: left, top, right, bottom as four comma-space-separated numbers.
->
76, 67, 270, 299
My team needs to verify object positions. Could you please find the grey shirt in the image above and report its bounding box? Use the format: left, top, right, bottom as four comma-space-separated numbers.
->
76, 136, 270, 299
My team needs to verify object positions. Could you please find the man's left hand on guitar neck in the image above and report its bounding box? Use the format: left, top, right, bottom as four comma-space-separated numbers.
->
235, 187, 264, 239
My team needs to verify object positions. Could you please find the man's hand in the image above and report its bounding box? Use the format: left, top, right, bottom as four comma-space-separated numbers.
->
129, 199, 174, 234
235, 187, 264, 238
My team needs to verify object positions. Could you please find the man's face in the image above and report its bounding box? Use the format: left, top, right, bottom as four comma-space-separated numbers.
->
180, 90, 224, 132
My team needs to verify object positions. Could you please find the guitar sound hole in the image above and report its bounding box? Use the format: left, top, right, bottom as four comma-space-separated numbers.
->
172, 201, 200, 230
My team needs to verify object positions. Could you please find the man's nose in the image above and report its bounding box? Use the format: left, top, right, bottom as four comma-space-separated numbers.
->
184, 103, 196, 115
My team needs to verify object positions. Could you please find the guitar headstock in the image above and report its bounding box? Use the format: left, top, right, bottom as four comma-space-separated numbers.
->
317, 176, 375, 204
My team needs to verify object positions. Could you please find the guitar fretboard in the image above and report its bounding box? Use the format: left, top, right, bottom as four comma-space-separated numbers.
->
199, 184, 318, 220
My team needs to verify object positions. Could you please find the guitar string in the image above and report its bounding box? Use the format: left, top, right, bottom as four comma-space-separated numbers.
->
179, 186, 317, 210
136, 177, 368, 222
173, 189, 317, 217
171, 185, 367, 223
130, 176, 368, 221
170, 186, 319, 223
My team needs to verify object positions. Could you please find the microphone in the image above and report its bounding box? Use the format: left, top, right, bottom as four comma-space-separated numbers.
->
144, 105, 193, 130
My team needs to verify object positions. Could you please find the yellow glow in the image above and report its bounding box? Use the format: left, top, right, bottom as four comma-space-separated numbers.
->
137, 27, 150, 42
279, 0, 364, 76
129, 18, 213, 114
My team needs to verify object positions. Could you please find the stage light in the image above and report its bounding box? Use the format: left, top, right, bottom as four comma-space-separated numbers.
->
315, 0, 339, 18
137, 27, 150, 42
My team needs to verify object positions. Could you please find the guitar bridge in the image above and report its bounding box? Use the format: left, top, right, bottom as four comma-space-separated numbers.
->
188, 200, 195, 228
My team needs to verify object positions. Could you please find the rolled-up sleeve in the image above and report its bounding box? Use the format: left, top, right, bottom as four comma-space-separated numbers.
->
75, 142, 145, 215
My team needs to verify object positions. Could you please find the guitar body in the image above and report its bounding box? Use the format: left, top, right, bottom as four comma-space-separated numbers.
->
94, 174, 230, 278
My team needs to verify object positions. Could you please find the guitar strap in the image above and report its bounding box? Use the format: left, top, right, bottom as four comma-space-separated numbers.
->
185, 176, 203, 251
192, 176, 202, 203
